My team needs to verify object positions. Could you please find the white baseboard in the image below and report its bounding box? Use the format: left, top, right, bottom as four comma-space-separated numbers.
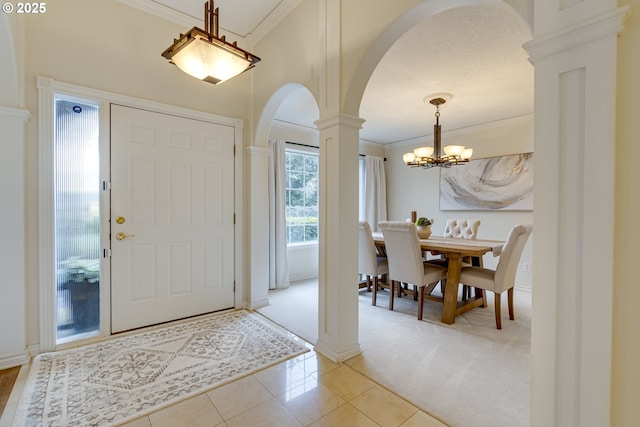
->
0, 351, 30, 370
314, 339, 361, 363
27, 344, 40, 358
249, 298, 270, 310
289, 274, 318, 282
514, 284, 532, 294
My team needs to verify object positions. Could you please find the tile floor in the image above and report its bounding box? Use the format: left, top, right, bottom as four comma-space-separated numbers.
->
2, 280, 531, 427
118, 345, 447, 427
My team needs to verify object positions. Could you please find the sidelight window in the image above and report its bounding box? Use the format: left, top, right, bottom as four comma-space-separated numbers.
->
54, 97, 101, 343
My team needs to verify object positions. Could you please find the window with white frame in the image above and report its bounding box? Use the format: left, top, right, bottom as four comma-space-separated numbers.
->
285, 149, 318, 244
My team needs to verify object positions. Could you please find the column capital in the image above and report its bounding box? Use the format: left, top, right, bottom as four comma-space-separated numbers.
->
246, 146, 271, 157
0, 106, 30, 122
524, 5, 630, 62
314, 113, 365, 131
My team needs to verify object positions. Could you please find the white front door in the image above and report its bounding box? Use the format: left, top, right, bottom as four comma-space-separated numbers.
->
110, 104, 235, 333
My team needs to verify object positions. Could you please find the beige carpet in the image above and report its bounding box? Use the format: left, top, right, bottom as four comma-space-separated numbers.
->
258, 279, 531, 427
12, 310, 308, 427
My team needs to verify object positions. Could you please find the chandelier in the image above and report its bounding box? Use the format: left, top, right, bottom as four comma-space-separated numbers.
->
403, 95, 473, 168
161, 0, 261, 85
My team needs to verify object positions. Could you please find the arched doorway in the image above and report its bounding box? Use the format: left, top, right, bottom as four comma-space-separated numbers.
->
341, 2, 533, 426
248, 1, 622, 424
252, 84, 322, 344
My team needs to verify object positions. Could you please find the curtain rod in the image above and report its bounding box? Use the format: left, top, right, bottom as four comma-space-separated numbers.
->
285, 141, 386, 160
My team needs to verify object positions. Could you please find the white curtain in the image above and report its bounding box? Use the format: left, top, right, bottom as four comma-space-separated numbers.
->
268, 139, 289, 289
364, 155, 387, 232
358, 157, 366, 221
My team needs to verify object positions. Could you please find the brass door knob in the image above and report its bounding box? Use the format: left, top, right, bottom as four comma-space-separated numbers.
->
115, 232, 135, 241
116, 216, 126, 224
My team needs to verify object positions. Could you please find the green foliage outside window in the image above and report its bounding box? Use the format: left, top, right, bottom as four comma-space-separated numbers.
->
285, 150, 319, 244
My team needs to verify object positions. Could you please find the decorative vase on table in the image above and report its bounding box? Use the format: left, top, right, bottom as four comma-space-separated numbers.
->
415, 217, 434, 239
416, 226, 432, 239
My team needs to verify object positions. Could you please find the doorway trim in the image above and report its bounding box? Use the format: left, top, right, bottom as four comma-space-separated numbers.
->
37, 76, 244, 352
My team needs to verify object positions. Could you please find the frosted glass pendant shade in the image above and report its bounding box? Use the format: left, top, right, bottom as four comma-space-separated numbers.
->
443, 145, 465, 156
403, 152, 416, 164
171, 36, 253, 84
414, 146, 434, 157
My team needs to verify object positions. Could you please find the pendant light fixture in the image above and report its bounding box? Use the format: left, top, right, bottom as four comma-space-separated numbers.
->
161, 0, 261, 85
403, 94, 473, 168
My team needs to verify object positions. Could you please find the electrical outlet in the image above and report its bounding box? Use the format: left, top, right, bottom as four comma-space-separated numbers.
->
523, 262, 532, 272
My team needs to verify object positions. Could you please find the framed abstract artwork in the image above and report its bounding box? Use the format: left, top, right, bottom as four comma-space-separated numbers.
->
440, 152, 533, 211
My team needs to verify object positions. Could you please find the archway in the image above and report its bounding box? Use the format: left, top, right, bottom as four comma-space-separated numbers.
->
251, 83, 321, 345
340, 2, 534, 425
340, 0, 623, 425
255, 83, 319, 150
344, 0, 532, 117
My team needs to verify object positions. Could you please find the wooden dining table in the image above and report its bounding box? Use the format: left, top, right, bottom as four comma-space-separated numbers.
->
371, 232, 504, 324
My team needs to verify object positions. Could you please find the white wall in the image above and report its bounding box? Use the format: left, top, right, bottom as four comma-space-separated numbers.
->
287, 244, 319, 281
0, 13, 29, 368
613, 1, 640, 423
385, 114, 534, 288
0, 108, 29, 368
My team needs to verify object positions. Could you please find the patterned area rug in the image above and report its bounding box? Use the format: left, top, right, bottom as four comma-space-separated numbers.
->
13, 310, 308, 427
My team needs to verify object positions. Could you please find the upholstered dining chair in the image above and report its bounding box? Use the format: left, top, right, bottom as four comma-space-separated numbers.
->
358, 221, 389, 306
458, 224, 533, 329
378, 221, 447, 320
444, 219, 481, 240
427, 219, 481, 298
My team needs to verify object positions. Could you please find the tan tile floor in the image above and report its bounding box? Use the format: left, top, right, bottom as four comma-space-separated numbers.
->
118, 347, 447, 427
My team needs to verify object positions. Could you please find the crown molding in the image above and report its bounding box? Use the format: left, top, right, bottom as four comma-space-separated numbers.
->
119, 0, 200, 29
249, 0, 303, 44
118, 0, 302, 45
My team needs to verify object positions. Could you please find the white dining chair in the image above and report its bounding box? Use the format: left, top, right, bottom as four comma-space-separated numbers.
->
444, 219, 481, 240
358, 221, 389, 306
458, 224, 533, 329
427, 219, 481, 298
378, 221, 447, 319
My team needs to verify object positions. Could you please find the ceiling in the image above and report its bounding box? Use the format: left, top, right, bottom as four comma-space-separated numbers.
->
126, 0, 534, 146
123, 0, 303, 42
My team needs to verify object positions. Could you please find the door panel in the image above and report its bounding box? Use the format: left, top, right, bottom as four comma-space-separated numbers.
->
110, 104, 235, 333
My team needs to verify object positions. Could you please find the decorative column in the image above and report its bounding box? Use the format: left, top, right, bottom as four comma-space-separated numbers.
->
314, 113, 363, 362
246, 146, 271, 309
524, 2, 629, 426
313, 0, 362, 362
0, 106, 30, 368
